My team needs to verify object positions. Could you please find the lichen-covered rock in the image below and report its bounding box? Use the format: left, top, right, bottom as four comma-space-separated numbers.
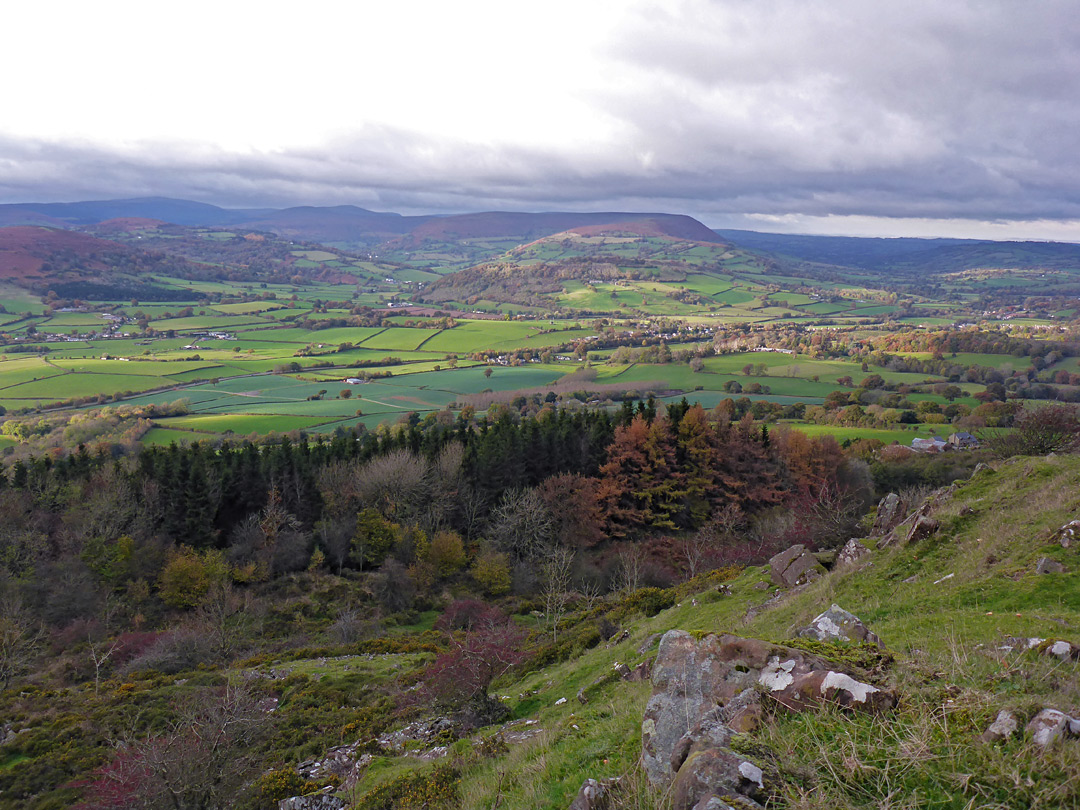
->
1052, 519, 1080, 548
670, 707, 735, 774
768, 544, 826, 587
643, 631, 895, 788
906, 515, 940, 544
722, 688, 763, 733
872, 493, 906, 535
797, 604, 882, 647
836, 538, 870, 567
766, 669, 896, 714
671, 748, 767, 810
642, 631, 746, 786
278, 795, 346, 810
625, 660, 652, 682
979, 710, 1019, 743
692, 798, 738, 810
568, 777, 620, 810
1043, 639, 1080, 661
1035, 556, 1066, 574
1026, 708, 1071, 747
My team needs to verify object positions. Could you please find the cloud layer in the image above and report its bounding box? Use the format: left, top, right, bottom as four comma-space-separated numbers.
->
3, 1, 1080, 235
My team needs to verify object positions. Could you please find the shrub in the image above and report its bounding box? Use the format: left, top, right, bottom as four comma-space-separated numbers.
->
470, 551, 512, 596
426, 616, 526, 716
111, 632, 162, 667
618, 586, 676, 618
244, 768, 320, 810
123, 625, 215, 674
982, 403, 1080, 457
157, 547, 229, 610
372, 559, 415, 613
422, 531, 467, 576
358, 764, 460, 810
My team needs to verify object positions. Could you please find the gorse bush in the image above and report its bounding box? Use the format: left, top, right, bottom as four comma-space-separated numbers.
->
357, 764, 460, 810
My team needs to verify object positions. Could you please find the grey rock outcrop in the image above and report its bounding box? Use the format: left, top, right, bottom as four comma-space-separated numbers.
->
641, 630, 749, 786
797, 604, 882, 647
905, 515, 940, 544
375, 717, 453, 757
642, 630, 895, 788
671, 747, 767, 810
1002, 636, 1080, 661
1026, 708, 1074, 747
625, 660, 652, 682
691, 799, 738, 810
568, 777, 620, 810
1052, 519, 1080, 548
879, 486, 954, 547
768, 544, 825, 587
871, 493, 907, 536
722, 687, 764, 733
670, 707, 734, 774
1045, 639, 1080, 661
836, 538, 870, 567
279, 795, 346, 810
1035, 556, 1066, 574
979, 710, 1019, 743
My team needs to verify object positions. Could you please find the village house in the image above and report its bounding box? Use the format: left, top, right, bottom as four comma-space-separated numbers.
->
948, 431, 980, 449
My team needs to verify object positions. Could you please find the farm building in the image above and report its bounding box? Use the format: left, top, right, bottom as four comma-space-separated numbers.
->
948, 432, 980, 449
911, 436, 949, 452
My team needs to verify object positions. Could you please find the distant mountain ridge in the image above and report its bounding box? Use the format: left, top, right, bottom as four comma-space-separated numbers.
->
3, 199, 1080, 278
0, 198, 726, 247
0, 197, 276, 228
713, 228, 1080, 274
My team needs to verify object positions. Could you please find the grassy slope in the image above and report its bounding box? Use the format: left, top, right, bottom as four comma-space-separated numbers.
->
429, 456, 1080, 809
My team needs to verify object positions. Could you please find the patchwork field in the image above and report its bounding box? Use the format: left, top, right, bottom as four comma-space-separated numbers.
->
0, 220, 1072, 449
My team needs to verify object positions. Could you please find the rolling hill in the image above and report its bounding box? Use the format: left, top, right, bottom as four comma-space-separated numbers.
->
0, 226, 130, 279
717, 228, 1080, 276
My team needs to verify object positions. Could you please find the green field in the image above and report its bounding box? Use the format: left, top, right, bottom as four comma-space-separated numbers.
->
154, 413, 338, 434
139, 427, 218, 446
778, 422, 939, 445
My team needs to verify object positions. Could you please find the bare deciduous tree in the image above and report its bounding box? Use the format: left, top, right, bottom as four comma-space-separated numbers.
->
0, 595, 42, 689
78, 682, 270, 810
541, 547, 574, 644
489, 487, 553, 561
680, 503, 743, 579
194, 582, 246, 663
615, 545, 645, 595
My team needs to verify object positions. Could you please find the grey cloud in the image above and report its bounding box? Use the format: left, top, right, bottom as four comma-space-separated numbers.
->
3, 2, 1080, 228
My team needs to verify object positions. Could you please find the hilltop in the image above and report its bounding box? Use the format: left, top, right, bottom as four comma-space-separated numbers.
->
0, 226, 127, 279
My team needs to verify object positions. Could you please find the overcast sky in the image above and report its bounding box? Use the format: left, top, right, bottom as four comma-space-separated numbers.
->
3, 0, 1080, 239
